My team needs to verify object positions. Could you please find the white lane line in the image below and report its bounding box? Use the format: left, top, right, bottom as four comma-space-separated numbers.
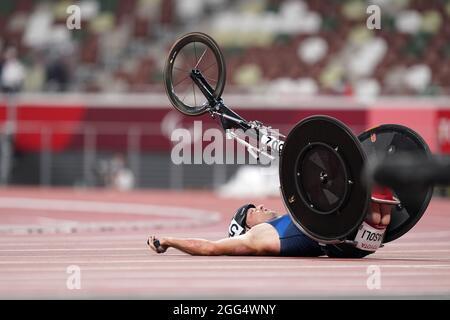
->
0, 238, 215, 245
2, 265, 450, 273
2, 247, 450, 255
0, 235, 149, 241
0, 231, 222, 238
0, 255, 447, 261
403, 231, 450, 239
0, 254, 151, 258
0, 196, 221, 234
0, 243, 146, 247
388, 242, 450, 247
0, 230, 448, 242
0, 234, 223, 245
2, 276, 448, 287
0, 282, 431, 293
1, 280, 450, 293
1, 249, 444, 256
0, 260, 449, 268
1, 240, 450, 247
0, 232, 220, 240
2, 271, 450, 281
378, 249, 450, 253
1, 243, 450, 252
0, 252, 448, 261
0, 197, 217, 219
0, 248, 145, 252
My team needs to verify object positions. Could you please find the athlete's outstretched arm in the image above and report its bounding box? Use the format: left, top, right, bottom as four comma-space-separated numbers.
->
148, 224, 279, 256
148, 235, 255, 255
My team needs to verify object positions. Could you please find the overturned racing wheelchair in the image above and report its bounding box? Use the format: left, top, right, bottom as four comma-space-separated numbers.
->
164, 32, 449, 253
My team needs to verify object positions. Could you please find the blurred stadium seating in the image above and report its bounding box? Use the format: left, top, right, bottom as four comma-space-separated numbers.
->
0, 0, 449, 97
0, 0, 450, 194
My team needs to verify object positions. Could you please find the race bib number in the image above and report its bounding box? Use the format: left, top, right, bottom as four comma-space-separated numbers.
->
354, 221, 385, 251
228, 219, 244, 237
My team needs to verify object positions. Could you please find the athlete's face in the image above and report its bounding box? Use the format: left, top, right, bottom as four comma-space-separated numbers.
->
246, 204, 278, 228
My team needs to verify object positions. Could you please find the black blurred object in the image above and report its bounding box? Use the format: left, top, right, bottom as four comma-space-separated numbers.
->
153, 238, 165, 253
359, 124, 434, 243
371, 153, 450, 187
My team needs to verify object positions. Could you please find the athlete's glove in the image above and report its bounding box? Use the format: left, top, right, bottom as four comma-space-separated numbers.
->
371, 185, 400, 205
353, 186, 399, 251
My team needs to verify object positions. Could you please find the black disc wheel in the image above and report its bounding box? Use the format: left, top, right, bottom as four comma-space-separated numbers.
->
164, 32, 226, 116
296, 142, 349, 215
280, 116, 370, 243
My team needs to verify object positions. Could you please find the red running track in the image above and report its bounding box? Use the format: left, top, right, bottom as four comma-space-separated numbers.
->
0, 187, 449, 299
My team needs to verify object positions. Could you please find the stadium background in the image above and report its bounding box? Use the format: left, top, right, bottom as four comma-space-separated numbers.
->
1, 0, 450, 299
1, 0, 450, 191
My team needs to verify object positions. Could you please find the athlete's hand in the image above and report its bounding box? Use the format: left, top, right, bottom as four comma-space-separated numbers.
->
365, 201, 392, 228
367, 186, 398, 228
147, 235, 168, 253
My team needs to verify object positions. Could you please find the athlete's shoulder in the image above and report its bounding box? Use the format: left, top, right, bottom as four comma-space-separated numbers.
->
246, 223, 280, 255
266, 213, 291, 226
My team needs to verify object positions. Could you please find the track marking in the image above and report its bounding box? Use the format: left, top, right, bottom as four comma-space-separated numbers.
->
0, 232, 223, 244
1, 259, 450, 268
0, 197, 221, 234
2, 238, 450, 246
1, 242, 450, 251
0, 248, 146, 252
2, 272, 450, 282
377, 249, 450, 253
2, 265, 450, 273
2, 255, 450, 262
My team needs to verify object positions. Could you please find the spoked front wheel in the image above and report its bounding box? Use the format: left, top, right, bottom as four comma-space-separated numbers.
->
164, 32, 226, 116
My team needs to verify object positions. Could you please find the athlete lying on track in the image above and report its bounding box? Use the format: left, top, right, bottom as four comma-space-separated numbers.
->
147, 190, 397, 258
